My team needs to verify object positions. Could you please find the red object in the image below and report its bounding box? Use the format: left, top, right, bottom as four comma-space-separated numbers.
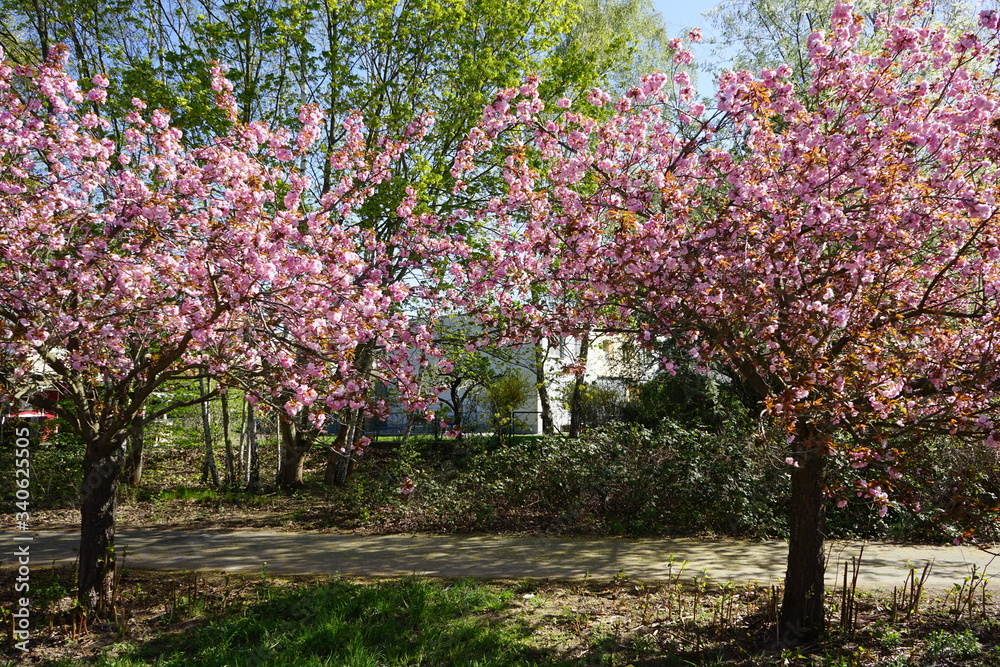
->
10, 410, 55, 419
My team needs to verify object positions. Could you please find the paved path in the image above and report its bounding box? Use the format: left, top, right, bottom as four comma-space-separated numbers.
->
6, 530, 1000, 591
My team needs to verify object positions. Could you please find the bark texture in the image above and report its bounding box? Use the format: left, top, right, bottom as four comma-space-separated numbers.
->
534, 344, 554, 435
78, 443, 122, 613
278, 417, 313, 489
779, 429, 829, 645
124, 420, 144, 487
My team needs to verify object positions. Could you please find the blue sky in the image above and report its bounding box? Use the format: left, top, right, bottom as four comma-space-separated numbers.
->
653, 0, 725, 34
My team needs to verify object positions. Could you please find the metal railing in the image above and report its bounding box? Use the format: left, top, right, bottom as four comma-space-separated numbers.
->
364, 411, 544, 442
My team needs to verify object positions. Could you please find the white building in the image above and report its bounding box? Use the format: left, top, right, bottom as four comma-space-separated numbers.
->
372, 332, 658, 437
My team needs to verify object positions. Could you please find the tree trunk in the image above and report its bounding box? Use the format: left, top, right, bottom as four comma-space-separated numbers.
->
278, 417, 313, 489
450, 378, 465, 439
77, 442, 123, 613
275, 413, 283, 480
568, 333, 590, 438
123, 419, 144, 487
323, 419, 349, 486
245, 402, 260, 493
324, 344, 374, 485
200, 378, 220, 487
534, 344, 553, 435
779, 429, 829, 645
220, 391, 236, 486
400, 412, 415, 450
324, 420, 345, 486
324, 410, 361, 486
237, 398, 247, 483
340, 410, 365, 482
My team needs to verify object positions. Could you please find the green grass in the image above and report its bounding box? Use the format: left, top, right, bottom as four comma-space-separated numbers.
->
96, 578, 551, 667
924, 628, 984, 661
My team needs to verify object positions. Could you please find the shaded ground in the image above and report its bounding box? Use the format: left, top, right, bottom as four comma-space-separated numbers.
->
3, 567, 1000, 666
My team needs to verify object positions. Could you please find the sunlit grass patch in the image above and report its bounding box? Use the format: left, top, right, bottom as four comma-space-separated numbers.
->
101, 578, 550, 667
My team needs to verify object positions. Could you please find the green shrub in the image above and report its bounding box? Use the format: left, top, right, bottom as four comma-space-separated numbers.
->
558, 380, 629, 431
0, 416, 85, 506
621, 368, 753, 433
924, 629, 982, 660
443, 421, 788, 537
485, 374, 532, 445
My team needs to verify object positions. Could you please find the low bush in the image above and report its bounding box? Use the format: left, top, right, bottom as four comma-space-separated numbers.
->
373, 421, 788, 538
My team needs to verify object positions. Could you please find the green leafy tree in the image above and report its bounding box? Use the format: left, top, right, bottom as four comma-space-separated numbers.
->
485, 373, 531, 445
553, 0, 676, 97
434, 351, 497, 438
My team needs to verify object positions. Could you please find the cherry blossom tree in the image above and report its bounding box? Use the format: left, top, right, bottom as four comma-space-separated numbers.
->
0, 46, 448, 611
453, 2, 1000, 641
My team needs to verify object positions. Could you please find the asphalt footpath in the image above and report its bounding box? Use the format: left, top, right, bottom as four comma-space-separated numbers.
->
5, 530, 999, 591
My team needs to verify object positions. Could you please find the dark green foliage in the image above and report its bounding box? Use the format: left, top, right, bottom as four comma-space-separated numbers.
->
379, 422, 789, 538
12, 375, 998, 545
365, 366, 1000, 542
621, 369, 752, 433
904, 438, 1000, 543
825, 435, 1000, 543
558, 380, 627, 432
0, 415, 84, 505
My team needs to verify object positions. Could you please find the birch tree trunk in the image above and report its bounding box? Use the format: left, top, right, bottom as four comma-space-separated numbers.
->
568, 333, 590, 438
245, 401, 260, 493
220, 390, 236, 486
199, 377, 220, 487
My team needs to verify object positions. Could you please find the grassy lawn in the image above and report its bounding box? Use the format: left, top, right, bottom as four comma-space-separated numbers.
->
4, 566, 1000, 666
97, 578, 541, 667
